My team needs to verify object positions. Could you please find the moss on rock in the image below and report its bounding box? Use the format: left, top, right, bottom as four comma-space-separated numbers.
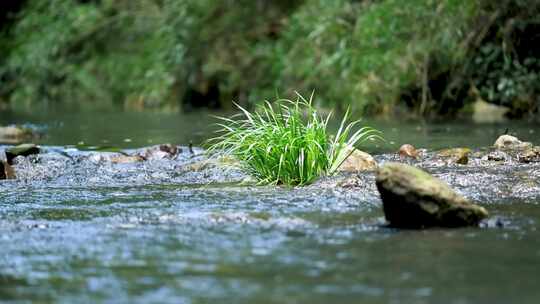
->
376, 162, 488, 228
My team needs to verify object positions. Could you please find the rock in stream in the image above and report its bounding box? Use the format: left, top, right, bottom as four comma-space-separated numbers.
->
5, 143, 40, 164
375, 162, 488, 228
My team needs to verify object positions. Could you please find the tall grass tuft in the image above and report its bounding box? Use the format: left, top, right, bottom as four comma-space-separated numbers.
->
207, 93, 381, 186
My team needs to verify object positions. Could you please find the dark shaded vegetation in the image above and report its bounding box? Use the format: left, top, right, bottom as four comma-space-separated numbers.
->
0, 0, 539, 117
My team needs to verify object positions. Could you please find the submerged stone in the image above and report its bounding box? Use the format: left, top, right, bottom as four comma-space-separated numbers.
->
6, 143, 40, 164
375, 162, 488, 228
110, 155, 145, 164
185, 156, 239, 172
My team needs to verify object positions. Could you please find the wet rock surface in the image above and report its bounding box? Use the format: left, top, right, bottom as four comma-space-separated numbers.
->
0, 144, 246, 187
398, 144, 419, 159
337, 148, 377, 172
375, 163, 488, 228
5, 143, 40, 164
1, 143, 539, 204
491, 135, 540, 164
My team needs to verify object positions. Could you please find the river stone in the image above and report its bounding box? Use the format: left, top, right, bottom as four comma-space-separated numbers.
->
141, 144, 181, 160
437, 148, 471, 165
398, 144, 419, 159
517, 146, 540, 163
6, 143, 40, 164
375, 162, 488, 228
337, 149, 377, 172
494, 135, 532, 151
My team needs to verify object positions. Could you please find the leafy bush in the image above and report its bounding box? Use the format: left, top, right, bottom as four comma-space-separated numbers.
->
467, 0, 540, 116
0, 0, 300, 110
1, 0, 539, 117
1, 0, 194, 110
471, 43, 540, 114
207, 93, 381, 186
262, 0, 477, 114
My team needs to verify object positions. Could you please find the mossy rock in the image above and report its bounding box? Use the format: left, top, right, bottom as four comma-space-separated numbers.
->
376, 162, 488, 228
437, 148, 471, 165
5, 143, 40, 164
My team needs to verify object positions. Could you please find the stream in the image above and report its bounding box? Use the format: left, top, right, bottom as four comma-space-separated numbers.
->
1, 110, 540, 303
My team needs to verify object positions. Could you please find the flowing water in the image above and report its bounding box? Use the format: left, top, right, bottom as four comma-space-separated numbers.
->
1, 110, 540, 303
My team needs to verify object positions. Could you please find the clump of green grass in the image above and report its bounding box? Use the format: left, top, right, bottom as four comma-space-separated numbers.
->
207, 93, 381, 186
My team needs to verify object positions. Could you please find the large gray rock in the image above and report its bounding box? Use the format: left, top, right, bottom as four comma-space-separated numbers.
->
376, 162, 488, 228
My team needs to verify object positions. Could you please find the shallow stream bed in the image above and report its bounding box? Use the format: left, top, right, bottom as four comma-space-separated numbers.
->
1, 111, 540, 303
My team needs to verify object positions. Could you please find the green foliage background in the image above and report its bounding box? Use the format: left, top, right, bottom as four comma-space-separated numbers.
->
1, 0, 539, 116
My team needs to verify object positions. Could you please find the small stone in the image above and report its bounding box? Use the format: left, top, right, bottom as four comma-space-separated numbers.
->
398, 144, 419, 159
5, 143, 40, 164
517, 146, 540, 163
375, 162, 488, 228
456, 154, 469, 165
437, 148, 471, 165
142, 144, 181, 160
337, 148, 377, 172
159, 144, 179, 155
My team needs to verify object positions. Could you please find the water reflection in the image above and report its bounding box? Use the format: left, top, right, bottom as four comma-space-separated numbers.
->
2, 109, 540, 151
